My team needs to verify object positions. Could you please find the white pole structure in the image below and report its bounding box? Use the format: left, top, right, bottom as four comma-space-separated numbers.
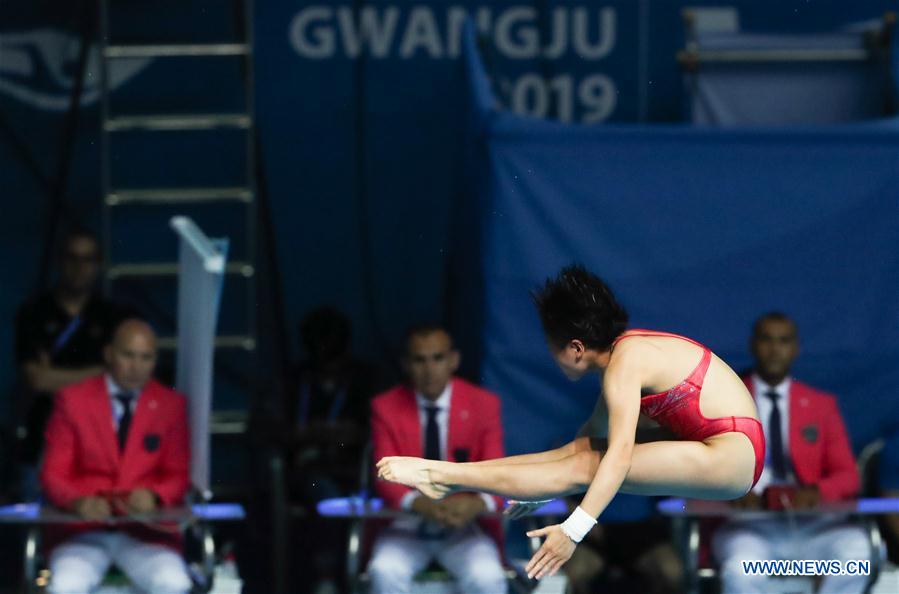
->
170, 216, 228, 498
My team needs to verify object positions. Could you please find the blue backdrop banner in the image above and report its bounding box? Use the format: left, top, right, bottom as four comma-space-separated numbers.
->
464, 30, 899, 495
2, 1, 896, 409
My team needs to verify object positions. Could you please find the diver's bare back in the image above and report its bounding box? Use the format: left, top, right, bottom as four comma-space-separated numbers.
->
608, 331, 759, 422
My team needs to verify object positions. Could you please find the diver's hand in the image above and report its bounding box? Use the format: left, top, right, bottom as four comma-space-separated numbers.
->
525, 524, 576, 580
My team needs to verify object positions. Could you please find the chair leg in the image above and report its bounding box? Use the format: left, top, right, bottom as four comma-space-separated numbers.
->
23, 526, 40, 594
346, 519, 364, 594
864, 517, 883, 594
269, 451, 289, 594
201, 523, 216, 593
678, 518, 701, 594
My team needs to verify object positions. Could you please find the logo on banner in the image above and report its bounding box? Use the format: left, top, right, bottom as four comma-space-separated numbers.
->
288, 5, 619, 123
0, 29, 151, 111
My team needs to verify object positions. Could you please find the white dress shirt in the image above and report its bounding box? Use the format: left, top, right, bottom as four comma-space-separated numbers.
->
104, 374, 140, 429
415, 383, 453, 464
751, 373, 795, 493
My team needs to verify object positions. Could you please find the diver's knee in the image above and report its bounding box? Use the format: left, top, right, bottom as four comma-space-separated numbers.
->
569, 450, 599, 487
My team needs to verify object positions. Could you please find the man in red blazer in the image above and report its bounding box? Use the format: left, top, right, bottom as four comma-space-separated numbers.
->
40, 318, 192, 594
368, 324, 507, 594
713, 313, 870, 594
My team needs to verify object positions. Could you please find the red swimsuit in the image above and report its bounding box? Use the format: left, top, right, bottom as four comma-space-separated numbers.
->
613, 330, 765, 489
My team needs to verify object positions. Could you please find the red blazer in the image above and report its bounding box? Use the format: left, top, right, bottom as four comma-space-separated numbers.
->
371, 378, 504, 543
745, 376, 859, 502
40, 375, 190, 545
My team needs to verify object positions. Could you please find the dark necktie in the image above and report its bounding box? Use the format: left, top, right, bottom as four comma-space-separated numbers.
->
116, 392, 135, 451
420, 404, 446, 538
424, 405, 441, 461
765, 390, 787, 481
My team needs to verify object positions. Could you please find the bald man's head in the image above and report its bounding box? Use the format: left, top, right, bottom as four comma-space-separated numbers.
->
105, 318, 157, 391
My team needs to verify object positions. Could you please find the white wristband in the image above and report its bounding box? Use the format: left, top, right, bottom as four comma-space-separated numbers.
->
560, 506, 597, 543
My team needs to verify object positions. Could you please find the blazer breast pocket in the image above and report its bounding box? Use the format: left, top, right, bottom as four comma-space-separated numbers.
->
143, 433, 161, 453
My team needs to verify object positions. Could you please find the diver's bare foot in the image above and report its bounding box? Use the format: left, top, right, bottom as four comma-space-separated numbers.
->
376, 456, 452, 499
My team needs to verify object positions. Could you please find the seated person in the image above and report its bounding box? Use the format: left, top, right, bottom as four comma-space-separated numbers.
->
287, 306, 378, 594
878, 433, 899, 564
563, 498, 681, 594
40, 318, 191, 594
15, 229, 125, 498
288, 306, 377, 500
712, 313, 869, 594
368, 324, 507, 594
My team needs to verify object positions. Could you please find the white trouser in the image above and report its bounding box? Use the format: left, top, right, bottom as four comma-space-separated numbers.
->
712, 515, 872, 594
48, 530, 192, 594
367, 523, 507, 594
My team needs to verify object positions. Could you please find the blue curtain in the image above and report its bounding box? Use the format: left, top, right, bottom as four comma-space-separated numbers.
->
463, 28, 899, 495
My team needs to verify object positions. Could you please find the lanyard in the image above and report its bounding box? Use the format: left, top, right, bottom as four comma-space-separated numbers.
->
297, 382, 347, 425
51, 316, 83, 356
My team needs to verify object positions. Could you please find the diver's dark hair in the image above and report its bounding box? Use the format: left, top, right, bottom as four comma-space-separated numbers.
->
532, 265, 628, 350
